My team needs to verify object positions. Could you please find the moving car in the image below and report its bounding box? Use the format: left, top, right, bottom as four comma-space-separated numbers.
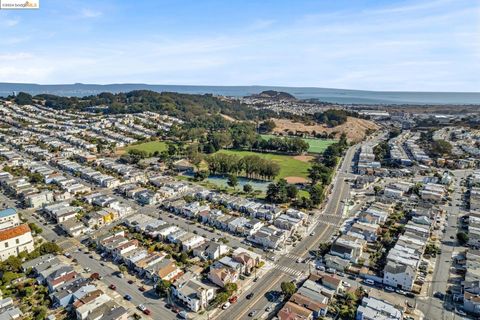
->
108, 284, 116, 290
246, 293, 254, 299
143, 309, 151, 315
248, 310, 257, 317
124, 294, 132, 301
137, 304, 146, 312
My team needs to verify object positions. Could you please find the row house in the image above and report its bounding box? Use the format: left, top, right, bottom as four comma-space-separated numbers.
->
247, 226, 288, 250
43, 202, 81, 223
329, 234, 366, 264
172, 272, 216, 312
193, 241, 230, 261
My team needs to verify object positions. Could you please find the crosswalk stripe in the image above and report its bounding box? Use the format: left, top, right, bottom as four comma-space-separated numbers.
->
272, 264, 304, 277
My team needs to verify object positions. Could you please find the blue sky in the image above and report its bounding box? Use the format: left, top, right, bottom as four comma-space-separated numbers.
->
0, 0, 479, 91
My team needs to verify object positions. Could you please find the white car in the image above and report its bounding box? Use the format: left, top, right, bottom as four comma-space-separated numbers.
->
342, 281, 351, 288
137, 304, 146, 312
455, 309, 467, 316
222, 302, 231, 310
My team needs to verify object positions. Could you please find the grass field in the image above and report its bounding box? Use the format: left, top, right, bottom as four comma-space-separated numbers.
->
122, 140, 168, 155
260, 134, 336, 154
215, 149, 311, 180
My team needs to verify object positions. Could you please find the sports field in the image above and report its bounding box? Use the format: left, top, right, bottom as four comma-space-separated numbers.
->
121, 140, 168, 155
216, 149, 311, 182
260, 134, 336, 154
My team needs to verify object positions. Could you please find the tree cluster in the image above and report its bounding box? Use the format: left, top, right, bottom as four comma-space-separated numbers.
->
206, 153, 280, 180
266, 179, 298, 203
252, 136, 309, 154
313, 109, 359, 127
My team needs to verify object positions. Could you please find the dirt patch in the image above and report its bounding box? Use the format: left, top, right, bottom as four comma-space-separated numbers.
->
284, 176, 309, 184
220, 114, 237, 122
272, 117, 380, 143
293, 155, 314, 162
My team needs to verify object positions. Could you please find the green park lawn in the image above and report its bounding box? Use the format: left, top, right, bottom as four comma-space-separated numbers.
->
216, 149, 311, 180
122, 140, 168, 155
260, 134, 336, 154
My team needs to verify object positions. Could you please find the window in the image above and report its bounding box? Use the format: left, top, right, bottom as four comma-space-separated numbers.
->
16, 239, 19, 244
4, 242, 8, 248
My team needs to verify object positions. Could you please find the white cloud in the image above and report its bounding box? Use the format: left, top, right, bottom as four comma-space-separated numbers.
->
80, 8, 102, 18
3, 18, 19, 27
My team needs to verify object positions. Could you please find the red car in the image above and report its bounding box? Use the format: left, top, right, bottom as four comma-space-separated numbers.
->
108, 284, 116, 290
171, 307, 180, 313
139, 286, 146, 292
229, 296, 238, 303
143, 309, 151, 315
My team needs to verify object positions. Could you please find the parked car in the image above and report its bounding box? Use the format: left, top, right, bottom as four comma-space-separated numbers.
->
396, 289, 406, 295
128, 279, 134, 284
179, 311, 188, 319
229, 296, 238, 303
124, 294, 132, 301
248, 310, 257, 317
139, 286, 146, 292
143, 309, 151, 316
222, 302, 231, 310
434, 291, 445, 300
363, 279, 375, 286
108, 284, 116, 290
385, 286, 395, 292
326, 268, 336, 274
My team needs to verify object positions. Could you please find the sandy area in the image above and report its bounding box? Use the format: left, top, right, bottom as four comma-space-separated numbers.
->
285, 176, 309, 184
293, 155, 314, 162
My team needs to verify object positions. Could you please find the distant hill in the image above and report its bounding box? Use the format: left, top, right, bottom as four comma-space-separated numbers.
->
254, 90, 296, 100
1, 82, 480, 104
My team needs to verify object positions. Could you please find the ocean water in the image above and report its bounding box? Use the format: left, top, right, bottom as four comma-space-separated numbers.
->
1, 83, 480, 105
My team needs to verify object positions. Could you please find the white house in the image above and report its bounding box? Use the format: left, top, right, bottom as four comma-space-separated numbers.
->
0, 224, 35, 261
